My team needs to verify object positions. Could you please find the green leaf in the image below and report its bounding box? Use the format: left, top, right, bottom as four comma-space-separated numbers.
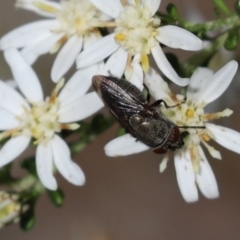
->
116, 127, 126, 137
20, 210, 35, 231
47, 189, 64, 207
0, 163, 14, 183
20, 200, 36, 231
234, 0, 240, 16
166, 4, 179, 20
20, 157, 37, 176
165, 53, 183, 78
213, 0, 233, 16
224, 29, 239, 50
90, 114, 114, 134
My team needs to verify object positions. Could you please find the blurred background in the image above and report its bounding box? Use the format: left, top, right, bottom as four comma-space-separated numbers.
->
1, 0, 240, 239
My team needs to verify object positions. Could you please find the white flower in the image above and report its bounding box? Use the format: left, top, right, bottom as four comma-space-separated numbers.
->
77, 0, 203, 89
0, 0, 109, 82
0, 48, 104, 190
0, 191, 24, 227
104, 60, 240, 202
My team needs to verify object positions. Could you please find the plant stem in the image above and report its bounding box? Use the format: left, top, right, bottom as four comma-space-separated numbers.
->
178, 15, 240, 32
181, 33, 228, 76
11, 175, 43, 194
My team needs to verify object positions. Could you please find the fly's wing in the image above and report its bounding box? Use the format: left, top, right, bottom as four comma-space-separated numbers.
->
99, 77, 147, 135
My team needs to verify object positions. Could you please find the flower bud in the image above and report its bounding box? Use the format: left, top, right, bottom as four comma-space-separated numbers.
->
0, 191, 22, 227
224, 29, 239, 50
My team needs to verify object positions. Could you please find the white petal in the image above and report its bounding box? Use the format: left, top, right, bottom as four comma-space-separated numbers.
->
157, 26, 203, 50
90, 0, 123, 18
83, 34, 99, 49
51, 35, 83, 82
102, 47, 128, 78
58, 64, 99, 106
201, 140, 222, 160
143, 0, 161, 16
151, 44, 189, 86
195, 146, 219, 199
2, 29, 51, 50
0, 108, 19, 130
196, 60, 238, 105
50, 135, 85, 186
127, 0, 135, 4
77, 34, 119, 68
159, 154, 169, 173
0, 81, 28, 115
0, 135, 31, 168
129, 65, 143, 91
21, 32, 64, 64
0, 20, 59, 49
4, 48, 43, 102
36, 143, 57, 190
206, 123, 240, 154
16, 0, 61, 17
104, 134, 150, 157
144, 67, 172, 101
187, 67, 214, 101
128, 54, 144, 91
174, 151, 198, 202
4, 80, 18, 89
58, 92, 104, 123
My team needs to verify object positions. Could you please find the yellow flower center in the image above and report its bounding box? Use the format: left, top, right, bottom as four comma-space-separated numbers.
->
114, 0, 160, 71
0, 192, 21, 226
186, 109, 194, 118
0, 80, 79, 145
57, 0, 102, 36
18, 97, 61, 144
159, 94, 234, 164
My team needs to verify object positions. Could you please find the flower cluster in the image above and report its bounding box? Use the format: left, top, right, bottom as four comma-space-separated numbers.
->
105, 62, 240, 202
0, 0, 239, 209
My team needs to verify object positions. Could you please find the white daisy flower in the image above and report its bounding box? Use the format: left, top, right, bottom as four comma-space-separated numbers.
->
0, 48, 104, 190
104, 60, 240, 202
0, 191, 24, 227
77, 0, 203, 88
0, 0, 110, 82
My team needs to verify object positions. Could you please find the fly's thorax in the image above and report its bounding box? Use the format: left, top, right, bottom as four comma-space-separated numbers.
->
129, 111, 175, 148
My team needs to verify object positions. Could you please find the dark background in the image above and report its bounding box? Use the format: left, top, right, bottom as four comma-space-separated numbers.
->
1, 0, 240, 239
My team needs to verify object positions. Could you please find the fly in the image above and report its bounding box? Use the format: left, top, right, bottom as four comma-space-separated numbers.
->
92, 75, 203, 154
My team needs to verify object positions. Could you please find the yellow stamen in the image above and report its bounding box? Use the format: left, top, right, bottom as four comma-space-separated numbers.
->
50, 35, 68, 54
114, 33, 125, 41
120, 0, 127, 6
140, 54, 149, 72
186, 109, 194, 118
202, 108, 233, 121
0, 203, 18, 218
200, 133, 210, 142
0, 129, 19, 141
189, 146, 200, 172
61, 123, 80, 130
170, 94, 180, 104
75, 17, 81, 25
50, 78, 65, 102
33, 2, 57, 13
124, 54, 133, 80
